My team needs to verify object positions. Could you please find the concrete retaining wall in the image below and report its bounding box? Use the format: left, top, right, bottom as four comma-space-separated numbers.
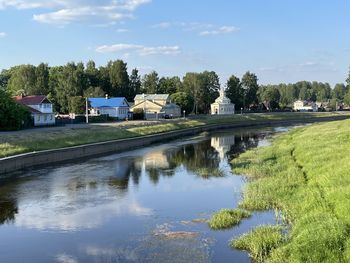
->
1, 116, 349, 175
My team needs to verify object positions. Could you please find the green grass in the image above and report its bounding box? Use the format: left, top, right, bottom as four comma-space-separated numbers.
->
0, 112, 348, 158
231, 118, 350, 262
231, 225, 283, 263
208, 209, 251, 230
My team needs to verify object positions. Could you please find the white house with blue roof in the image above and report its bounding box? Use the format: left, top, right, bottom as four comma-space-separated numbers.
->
88, 97, 130, 120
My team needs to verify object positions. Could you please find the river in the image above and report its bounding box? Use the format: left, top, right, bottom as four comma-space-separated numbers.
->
0, 126, 290, 263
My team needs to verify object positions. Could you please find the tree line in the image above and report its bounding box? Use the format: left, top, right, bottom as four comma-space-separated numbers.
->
1, 60, 350, 115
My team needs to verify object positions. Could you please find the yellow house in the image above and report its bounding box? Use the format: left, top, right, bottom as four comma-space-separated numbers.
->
131, 94, 181, 118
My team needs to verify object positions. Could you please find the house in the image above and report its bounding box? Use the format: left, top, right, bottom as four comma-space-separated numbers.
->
131, 94, 181, 118
293, 100, 318, 112
14, 95, 55, 126
211, 89, 235, 115
88, 97, 130, 120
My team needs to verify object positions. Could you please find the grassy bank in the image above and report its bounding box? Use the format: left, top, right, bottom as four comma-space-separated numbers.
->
231, 118, 350, 262
208, 209, 251, 229
0, 112, 348, 158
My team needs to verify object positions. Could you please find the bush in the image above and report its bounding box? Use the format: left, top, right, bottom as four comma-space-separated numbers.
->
0, 90, 31, 130
208, 209, 251, 230
132, 108, 144, 120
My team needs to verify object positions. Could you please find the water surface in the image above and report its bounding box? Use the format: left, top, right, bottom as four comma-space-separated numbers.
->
0, 127, 287, 263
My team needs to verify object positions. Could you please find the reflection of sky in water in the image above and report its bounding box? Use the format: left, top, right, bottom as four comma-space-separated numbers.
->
0, 126, 293, 263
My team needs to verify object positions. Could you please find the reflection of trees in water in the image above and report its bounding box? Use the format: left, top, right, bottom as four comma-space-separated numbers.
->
170, 141, 222, 178
226, 132, 265, 160
0, 198, 18, 224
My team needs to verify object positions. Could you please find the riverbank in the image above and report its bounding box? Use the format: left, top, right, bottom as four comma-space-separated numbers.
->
1, 112, 349, 174
231, 118, 350, 262
1, 112, 348, 158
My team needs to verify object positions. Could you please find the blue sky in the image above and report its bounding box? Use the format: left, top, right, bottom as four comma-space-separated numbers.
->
0, 0, 349, 86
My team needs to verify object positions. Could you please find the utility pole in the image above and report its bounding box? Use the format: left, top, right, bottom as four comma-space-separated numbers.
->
85, 97, 89, 124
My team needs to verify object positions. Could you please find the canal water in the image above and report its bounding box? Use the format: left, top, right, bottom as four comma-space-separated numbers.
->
0, 127, 289, 263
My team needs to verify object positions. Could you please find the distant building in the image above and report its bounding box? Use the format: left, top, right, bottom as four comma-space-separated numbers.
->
14, 95, 55, 126
293, 100, 318, 112
211, 89, 235, 115
89, 97, 130, 119
131, 94, 181, 118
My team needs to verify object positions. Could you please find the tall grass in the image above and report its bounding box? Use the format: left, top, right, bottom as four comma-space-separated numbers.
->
208, 209, 251, 230
231, 119, 350, 262
231, 225, 283, 262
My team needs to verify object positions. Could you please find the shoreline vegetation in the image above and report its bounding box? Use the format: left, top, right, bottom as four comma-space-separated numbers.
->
0, 112, 349, 159
229, 118, 350, 262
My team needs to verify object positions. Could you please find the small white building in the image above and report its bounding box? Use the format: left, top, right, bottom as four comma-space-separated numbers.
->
14, 95, 55, 126
211, 89, 235, 115
89, 97, 130, 120
293, 100, 318, 112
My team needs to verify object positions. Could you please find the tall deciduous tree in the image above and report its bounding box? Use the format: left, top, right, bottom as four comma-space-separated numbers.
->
7, 65, 37, 95
142, 71, 159, 94
35, 63, 50, 95
241, 71, 259, 108
158, 76, 183, 94
108, 60, 129, 97
129, 68, 141, 101
226, 75, 243, 109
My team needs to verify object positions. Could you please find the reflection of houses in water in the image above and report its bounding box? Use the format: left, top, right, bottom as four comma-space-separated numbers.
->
211, 135, 236, 160
142, 151, 170, 170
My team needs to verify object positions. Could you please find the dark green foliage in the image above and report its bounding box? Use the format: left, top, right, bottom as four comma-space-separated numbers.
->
132, 108, 144, 120
129, 68, 141, 101
158, 76, 182, 94
226, 75, 243, 109
170, 92, 193, 114
108, 60, 130, 98
68, 96, 85, 114
241, 71, 259, 108
142, 71, 159, 94
0, 90, 31, 130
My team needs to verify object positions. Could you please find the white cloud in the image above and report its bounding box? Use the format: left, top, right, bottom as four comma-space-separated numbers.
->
96, 43, 181, 56
199, 26, 240, 36
116, 28, 129, 33
151, 21, 239, 36
55, 254, 78, 263
0, 32, 6, 38
0, 0, 151, 25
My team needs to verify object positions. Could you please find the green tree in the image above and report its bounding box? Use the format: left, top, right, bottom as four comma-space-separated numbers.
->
332, 83, 347, 101
85, 60, 99, 88
129, 68, 141, 101
108, 60, 129, 97
68, 96, 85, 114
7, 65, 37, 95
83, 86, 105, 98
0, 89, 31, 130
54, 63, 86, 113
170, 92, 194, 114
241, 71, 259, 108
226, 75, 243, 109
142, 71, 160, 94
159, 76, 183, 94
35, 63, 50, 95
259, 85, 281, 110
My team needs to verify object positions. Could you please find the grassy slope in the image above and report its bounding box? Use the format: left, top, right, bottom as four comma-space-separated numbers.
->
0, 112, 348, 158
232, 118, 350, 262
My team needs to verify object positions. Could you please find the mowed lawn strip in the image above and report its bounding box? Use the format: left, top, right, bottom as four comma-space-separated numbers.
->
0, 112, 348, 158
231, 118, 350, 263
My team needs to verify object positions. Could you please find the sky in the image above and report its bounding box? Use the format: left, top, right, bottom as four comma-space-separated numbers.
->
0, 0, 349, 87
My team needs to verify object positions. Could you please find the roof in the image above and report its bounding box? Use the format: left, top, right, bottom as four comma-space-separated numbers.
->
14, 95, 50, 105
23, 105, 42, 114
134, 94, 169, 101
89, 97, 129, 108
163, 103, 181, 109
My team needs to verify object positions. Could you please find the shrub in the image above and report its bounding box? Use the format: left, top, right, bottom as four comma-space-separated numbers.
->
0, 90, 31, 130
208, 209, 251, 230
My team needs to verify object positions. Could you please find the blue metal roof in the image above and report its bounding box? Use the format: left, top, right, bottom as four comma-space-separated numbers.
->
88, 97, 129, 108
